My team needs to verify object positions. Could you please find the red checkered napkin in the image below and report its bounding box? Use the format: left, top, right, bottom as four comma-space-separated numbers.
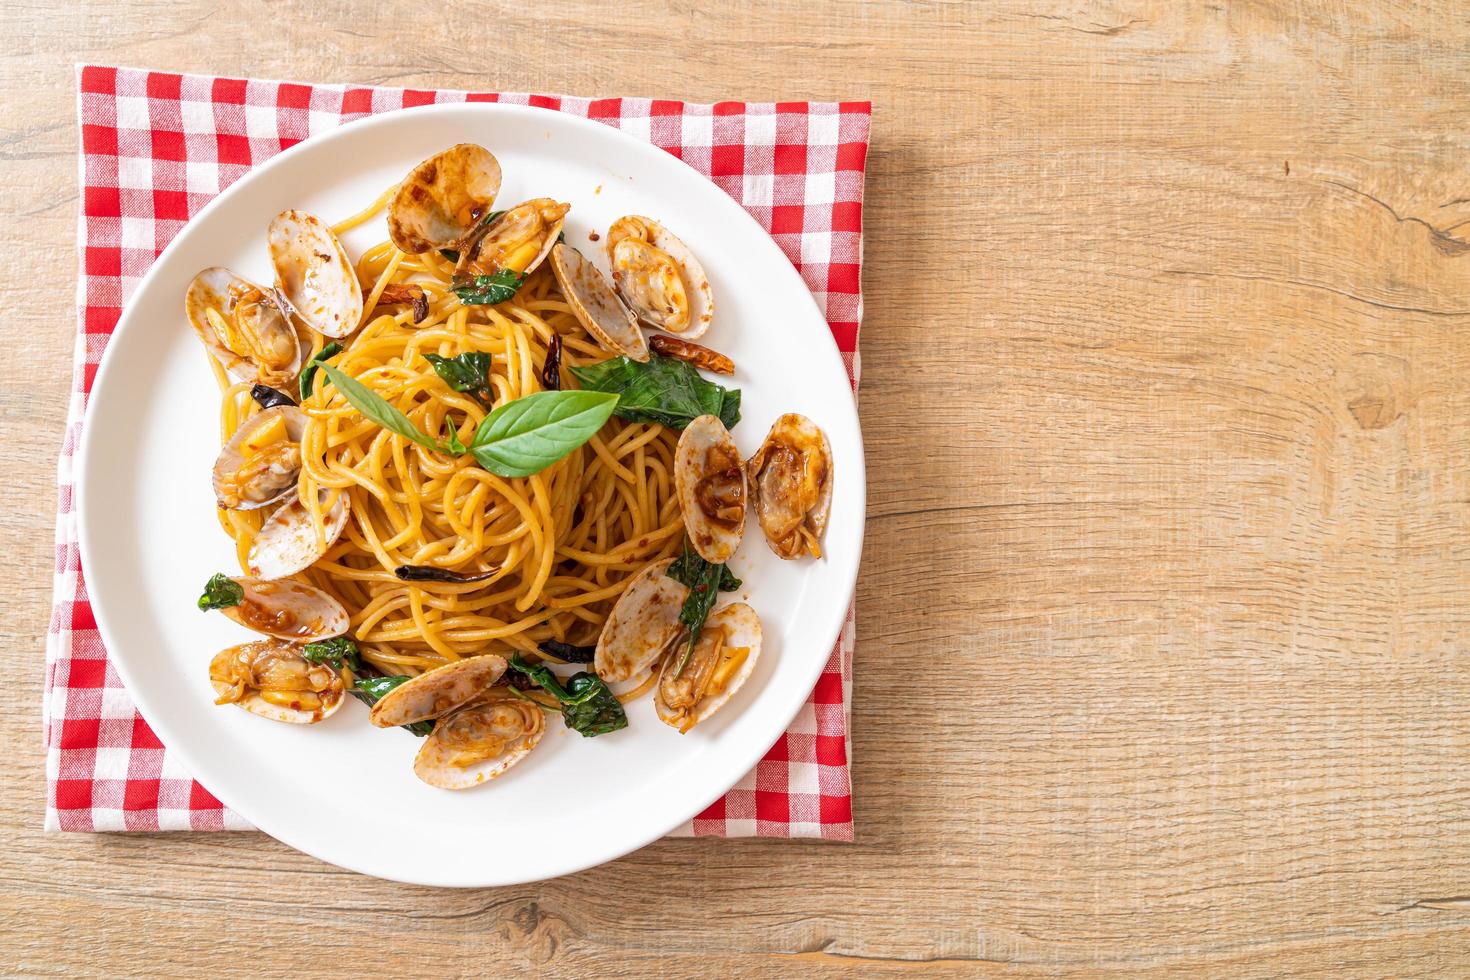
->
47, 66, 867, 840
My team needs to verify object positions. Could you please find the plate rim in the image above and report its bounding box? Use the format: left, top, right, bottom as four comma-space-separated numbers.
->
74, 100, 866, 886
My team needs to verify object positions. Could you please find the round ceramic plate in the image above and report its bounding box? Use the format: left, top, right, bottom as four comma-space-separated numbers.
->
76, 103, 864, 886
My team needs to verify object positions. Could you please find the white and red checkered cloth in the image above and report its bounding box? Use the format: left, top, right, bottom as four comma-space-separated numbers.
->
47, 66, 867, 840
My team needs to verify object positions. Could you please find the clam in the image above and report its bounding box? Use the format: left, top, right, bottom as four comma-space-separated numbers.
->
675, 415, 746, 563
186, 267, 302, 388
413, 695, 545, 789
606, 216, 713, 339
454, 198, 569, 282
209, 639, 345, 724
594, 558, 688, 684
267, 210, 364, 338
548, 242, 648, 362
212, 406, 307, 511
655, 602, 762, 733
746, 414, 832, 560
210, 575, 349, 642
368, 655, 507, 729
365, 654, 544, 790
246, 490, 351, 580
387, 143, 503, 254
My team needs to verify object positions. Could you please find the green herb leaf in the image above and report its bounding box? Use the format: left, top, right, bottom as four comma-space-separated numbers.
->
197, 573, 243, 611
508, 653, 628, 737
302, 636, 361, 671
438, 248, 460, 262
453, 268, 525, 306
299, 342, 343, 401
349, 675, 433, 737
716, 388, 741, 431
469, 390, 619, 478
569, 354, 741, 431
317, 362, 448, 455
443, 416, 467, 454
352, 675, 408, 700
665, 540, 742, 674
424, 351, 494, 407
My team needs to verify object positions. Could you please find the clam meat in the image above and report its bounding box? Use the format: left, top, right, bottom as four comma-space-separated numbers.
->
675, 414, 746, 563
606, 215, 713, 339
186, 267, 302, 388
746, 414, 832, 560
655, 602, 761, 733
212, 406, 307, 511
209, 639, 345, 724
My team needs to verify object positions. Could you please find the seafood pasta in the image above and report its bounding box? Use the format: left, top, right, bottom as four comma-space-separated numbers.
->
191, 144, 835, 789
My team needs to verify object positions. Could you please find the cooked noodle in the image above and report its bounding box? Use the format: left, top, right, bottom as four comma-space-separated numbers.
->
213, 192, 682, 680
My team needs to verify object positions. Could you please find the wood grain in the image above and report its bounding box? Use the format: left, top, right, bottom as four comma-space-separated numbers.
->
3, 0, 1469, 974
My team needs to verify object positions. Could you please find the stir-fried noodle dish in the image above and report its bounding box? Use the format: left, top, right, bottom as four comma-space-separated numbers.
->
191, 144, 833, 788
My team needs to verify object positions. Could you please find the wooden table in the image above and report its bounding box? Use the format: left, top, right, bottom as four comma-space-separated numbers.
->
5, 1, 1469, 974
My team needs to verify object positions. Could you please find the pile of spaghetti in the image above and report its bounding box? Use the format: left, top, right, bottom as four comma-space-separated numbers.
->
212, 194, 682, 683
192, 142, 832, 788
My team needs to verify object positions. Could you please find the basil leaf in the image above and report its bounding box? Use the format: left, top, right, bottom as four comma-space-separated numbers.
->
665, 540, 741, 673
667, 540, 743, 594
424, 351, 493, 407
508, 653, 628, 737
197, 573, 243, 611
453, 269, 525, 306
560, 673, 627, 736
299, 342, 343, 401
443, 416, 467, 454
717, 388, 741, 432
302, 636, 360, 670
353, 675, 408, 700
349, 674, 433, 737
569, 354, 741, 431
317, 362, 448, 455
469, 390, 619, 478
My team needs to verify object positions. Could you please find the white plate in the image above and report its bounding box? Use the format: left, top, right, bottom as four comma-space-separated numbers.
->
76, 103, 864, 886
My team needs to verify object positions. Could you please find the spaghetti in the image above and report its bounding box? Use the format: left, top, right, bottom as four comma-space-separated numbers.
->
212, 192, 683, 683
194, 141, 815, 786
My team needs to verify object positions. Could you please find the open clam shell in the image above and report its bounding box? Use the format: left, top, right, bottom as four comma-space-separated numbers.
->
655, 602, 762, 733
268, 210, 364, 338
454, 198, 568, 282
549, 242, 648, 362
186, 267, 302, 387
413, 695, 545, 789
746, 413, 833, 560
368, 654, 507, 729
209, 640, 346, 725
675, 414, 746, 563
246, 490, 351, 580
606, 216, 713, 339
387, 143, 503, 254
213, 576, 349, 642
594, 558, 687, 684
212, 406, 308, 511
